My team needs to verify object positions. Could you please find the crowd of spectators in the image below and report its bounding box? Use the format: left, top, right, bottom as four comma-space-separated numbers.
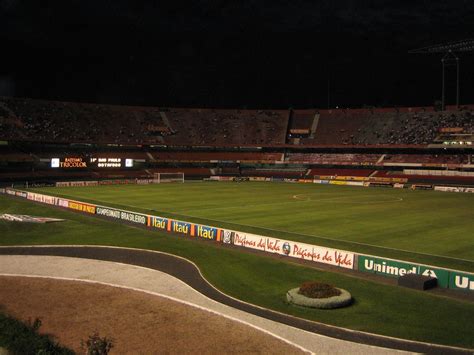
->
0, 97, 167, 144
287, 153, 380, 164
0, 97, 289, 146
383, 154, 468, 164
162, 108, 288, 145
151, 151, 282, 161
1, 97, 473, 147
307, 108, 474, 145
286, 152, 470, 165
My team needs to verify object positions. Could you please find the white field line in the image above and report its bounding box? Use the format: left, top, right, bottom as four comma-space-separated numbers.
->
23, 192, 474, 265
291, 193, 404, 204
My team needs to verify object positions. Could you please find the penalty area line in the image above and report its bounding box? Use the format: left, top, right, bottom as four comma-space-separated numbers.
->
292, 194, 404, 204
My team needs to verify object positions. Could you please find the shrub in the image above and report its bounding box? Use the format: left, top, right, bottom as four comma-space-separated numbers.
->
298, 281, 341, 299
0, 313, 74, 354
82, 331, 114, 355
287, 287, 352, 309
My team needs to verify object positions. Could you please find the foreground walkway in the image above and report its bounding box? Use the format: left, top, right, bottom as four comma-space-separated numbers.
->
0, 245, 467, 354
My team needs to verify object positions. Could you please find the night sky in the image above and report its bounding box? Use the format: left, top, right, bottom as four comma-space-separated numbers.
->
1, 1, 473, 108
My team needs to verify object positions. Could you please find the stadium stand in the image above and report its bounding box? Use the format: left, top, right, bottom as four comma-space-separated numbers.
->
308, 168, 374, 177
0, 97, 473, 186
162, 109, 289, 146
303, 107, 474, 145
1, 97, 473, 146
151, 151, 283, 162
286, 153, 381, 164
382, 154, 467, 164
0, 97, 290, 145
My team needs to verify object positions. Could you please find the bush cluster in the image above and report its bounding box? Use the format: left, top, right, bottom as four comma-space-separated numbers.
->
82, 331, 114, 355
0, 313, 73, 354
298, 281, 341, 299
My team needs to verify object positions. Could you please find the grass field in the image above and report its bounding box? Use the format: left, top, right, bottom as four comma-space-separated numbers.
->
1, 193, 473, 349
34, 181, 474, 271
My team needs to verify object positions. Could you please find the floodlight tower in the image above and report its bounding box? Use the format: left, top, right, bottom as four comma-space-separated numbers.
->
409, 39, 474, 110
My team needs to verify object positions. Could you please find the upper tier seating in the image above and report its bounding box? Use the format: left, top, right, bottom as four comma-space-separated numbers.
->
0, 97, 289, 146
150, 151, 282, 161
162, 109, 288, 145
1, 97, 473, 146
286, 153, 381, 164
303, 108, 474, 145
382, 154, 467, 164
309, 168, 374, 177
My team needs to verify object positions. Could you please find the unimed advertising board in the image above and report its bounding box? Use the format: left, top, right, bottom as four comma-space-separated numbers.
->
449, 271, 474, 292
357, 255, 474, 291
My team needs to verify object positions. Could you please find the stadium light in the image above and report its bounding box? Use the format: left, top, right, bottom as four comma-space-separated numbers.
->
409, 39, 474, 110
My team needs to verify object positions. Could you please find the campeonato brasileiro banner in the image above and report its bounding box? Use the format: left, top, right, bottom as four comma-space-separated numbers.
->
96, 206, 147, 225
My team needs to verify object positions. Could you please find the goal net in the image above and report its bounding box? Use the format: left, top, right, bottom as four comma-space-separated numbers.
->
153, 172, 184, 183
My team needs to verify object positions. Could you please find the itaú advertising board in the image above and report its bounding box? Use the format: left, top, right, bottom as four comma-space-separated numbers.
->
229, 231, 354, 269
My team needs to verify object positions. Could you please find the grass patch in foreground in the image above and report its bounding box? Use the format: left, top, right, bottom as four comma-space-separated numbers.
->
1, 195, 474, 349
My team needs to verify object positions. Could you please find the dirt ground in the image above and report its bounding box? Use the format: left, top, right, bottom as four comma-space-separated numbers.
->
0, 276, 304, 354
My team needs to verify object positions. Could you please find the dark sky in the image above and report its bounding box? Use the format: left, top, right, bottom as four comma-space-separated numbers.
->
1, 0, 473, 108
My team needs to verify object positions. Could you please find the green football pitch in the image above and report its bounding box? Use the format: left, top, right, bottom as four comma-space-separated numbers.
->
35, 181, 474, 271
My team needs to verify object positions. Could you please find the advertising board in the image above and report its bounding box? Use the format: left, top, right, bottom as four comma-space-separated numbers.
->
55, 182, 70, 187
222, 230, 234, 244
149, 216, 170, 230
411, 184, 433, 190
345, 181, 364, 186
56, 198, 69, 208
291, 242, 354, 269
137, 179, 152, 185
313, 179, 329, 184
230, 231, 354, 269
171, 220, 193, 235
14, 191, 28, 198
449, 271, 474, 292
358, 255, 449, 287
27, 192, 56, 205
5, 189, 15, 196
70, 181, 86, 187
96, 206, 147, 225
435, 186, 474, 193
232, 232, 266, 251
120, 210, 147, 224
67, 201, 96, 214
249, 177, 267, 182
193, 224, 223, 241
